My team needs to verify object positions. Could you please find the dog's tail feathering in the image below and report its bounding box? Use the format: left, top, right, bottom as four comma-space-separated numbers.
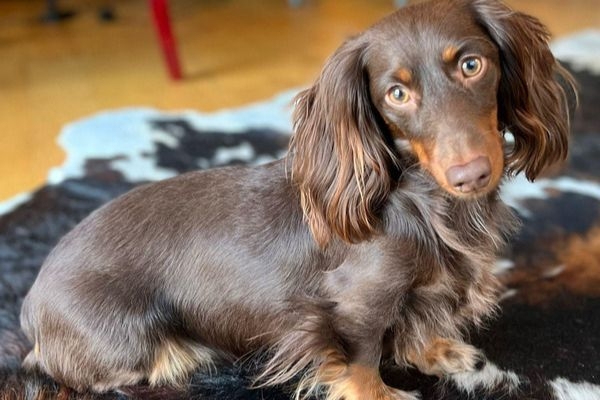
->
0, 367, 94, 400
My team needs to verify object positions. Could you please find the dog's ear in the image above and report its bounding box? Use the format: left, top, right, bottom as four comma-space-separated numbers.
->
290, 37, 397, 247
471, 0, 577, 181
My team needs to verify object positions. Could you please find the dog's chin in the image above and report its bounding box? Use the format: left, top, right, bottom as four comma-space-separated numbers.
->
441, 184, 498, 200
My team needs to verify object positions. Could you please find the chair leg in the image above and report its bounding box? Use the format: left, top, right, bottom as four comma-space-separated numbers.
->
149, 0, 183, 80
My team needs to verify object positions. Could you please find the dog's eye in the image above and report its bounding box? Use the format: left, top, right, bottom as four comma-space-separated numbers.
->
461, 57, 482, 77
387, 86, 410, 105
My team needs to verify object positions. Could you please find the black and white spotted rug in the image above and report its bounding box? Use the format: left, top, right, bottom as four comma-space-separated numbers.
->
0, 31, 599, 400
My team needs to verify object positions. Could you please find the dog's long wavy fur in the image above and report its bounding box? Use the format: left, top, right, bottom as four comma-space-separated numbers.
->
256, 178, 517, 400
3, 0, 576, 399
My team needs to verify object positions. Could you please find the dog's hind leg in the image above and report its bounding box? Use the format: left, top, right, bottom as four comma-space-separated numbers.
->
22, 335, 147, 393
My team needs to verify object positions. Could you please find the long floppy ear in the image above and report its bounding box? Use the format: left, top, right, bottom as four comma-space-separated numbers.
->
471, 0, 577, 180
289, 37, 398, 247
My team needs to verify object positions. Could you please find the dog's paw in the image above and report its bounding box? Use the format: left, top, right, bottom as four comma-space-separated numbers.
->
325, 363, 422, 400
407, 338, 485, 377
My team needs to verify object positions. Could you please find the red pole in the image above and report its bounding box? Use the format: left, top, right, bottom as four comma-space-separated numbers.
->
150, 0, 183, 80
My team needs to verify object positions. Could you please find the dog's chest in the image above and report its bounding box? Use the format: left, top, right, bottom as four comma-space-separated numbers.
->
396, 220, 502, 342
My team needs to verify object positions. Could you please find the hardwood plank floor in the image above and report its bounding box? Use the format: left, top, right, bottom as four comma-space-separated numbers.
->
0, 0, 598, 201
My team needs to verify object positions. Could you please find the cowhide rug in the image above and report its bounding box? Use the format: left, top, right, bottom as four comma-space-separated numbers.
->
0, 31, 599, 400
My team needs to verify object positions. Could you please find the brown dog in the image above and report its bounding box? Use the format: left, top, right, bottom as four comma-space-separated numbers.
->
21, 0, 575, 399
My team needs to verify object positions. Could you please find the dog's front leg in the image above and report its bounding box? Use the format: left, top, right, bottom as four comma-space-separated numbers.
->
257, 303, 418, 400
320, 254, 420, 400
323, 336, 421, 400
261, 243, 420, 399
260, 303, 420, 400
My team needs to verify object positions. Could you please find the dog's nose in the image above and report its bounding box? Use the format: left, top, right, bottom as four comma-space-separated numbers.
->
445, 156, 492, 194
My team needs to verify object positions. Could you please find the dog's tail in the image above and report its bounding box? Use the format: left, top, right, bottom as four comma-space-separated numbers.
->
0, 350, 181, 400
0, 365, 122, 400
0, 326, 75, 400
0, 366, 73, 400
0, 331, 118, 400
0, 366, 195, 400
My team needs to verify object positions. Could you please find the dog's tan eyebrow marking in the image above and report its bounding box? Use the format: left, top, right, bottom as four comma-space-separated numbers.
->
442, 46, 459, 63
395, 68, 412, 83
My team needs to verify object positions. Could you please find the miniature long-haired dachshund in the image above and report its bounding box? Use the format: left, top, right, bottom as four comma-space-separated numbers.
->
21, 0, 575, 399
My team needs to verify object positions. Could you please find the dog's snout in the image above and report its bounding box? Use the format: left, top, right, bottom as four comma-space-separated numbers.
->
445, 156, 492, 194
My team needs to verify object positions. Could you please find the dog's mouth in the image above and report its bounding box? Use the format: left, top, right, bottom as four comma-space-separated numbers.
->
443, 183, 498, 199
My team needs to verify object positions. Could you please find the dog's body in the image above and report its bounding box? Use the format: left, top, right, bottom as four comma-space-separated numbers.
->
20, 0, 574, 399
21, 160, 515, 395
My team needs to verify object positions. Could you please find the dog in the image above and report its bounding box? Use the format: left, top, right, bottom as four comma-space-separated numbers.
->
20, 0, 575, 399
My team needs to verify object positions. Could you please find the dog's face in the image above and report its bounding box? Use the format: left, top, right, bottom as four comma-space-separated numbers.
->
366, 3, 504, 197
290, 0, 575, 246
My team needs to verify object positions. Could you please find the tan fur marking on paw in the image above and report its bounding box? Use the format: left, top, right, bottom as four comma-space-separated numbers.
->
292, 348, 348, 400
148, 339, 215, 387
407, 338, 480, 377
326, 364, 419, 400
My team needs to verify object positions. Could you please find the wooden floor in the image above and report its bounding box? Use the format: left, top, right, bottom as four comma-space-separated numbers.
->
0, 0, 598, 202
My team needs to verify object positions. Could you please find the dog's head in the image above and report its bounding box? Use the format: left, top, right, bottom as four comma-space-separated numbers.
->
290, 0, 576, 247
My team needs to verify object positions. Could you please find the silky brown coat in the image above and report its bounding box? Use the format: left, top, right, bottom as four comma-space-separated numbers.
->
21, 1, 574, 399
